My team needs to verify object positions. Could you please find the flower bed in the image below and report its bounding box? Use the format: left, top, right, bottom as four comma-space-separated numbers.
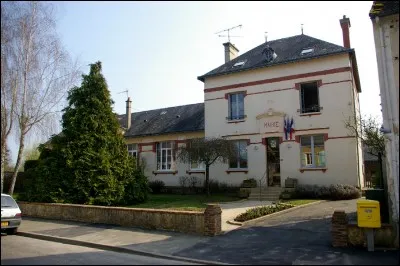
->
234, 203, 295, 222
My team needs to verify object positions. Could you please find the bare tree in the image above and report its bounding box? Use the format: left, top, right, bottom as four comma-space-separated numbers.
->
1, 1, 80, 195
345, 114, 386, 187
1, 2, 19, 192
177, 137, 236, 195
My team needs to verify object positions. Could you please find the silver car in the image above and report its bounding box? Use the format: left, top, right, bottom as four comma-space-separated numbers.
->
1, 193, 22, 235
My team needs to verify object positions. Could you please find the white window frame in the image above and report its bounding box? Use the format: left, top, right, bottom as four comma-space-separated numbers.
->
127, 144, 138, 158
229, 140, 248, 169
228, 92, 245, 120
156, 141, 174, 171
300, 135, 326, 168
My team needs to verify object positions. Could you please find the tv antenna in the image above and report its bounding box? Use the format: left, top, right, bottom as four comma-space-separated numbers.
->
215, 24, 243, 42
118, 90, 129, 99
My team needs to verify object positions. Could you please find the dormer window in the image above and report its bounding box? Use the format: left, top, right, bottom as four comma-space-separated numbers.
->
233, 61, 245, 67
301, 48, 314, 55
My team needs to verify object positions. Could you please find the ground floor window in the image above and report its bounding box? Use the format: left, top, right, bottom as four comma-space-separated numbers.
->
229, 140, 248, 169
190, 161, 205, 170
127, 144, 138, 158
156, 141, 174, 170
300, 135, 326, 168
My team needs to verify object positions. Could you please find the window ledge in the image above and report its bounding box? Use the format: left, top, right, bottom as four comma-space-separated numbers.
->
186, 170, 206, 175
153, 170, 178, 176
226, 118, 246, 123
226, 169, 249, 174
299, 168, 327, 173
300, 112, 322, 117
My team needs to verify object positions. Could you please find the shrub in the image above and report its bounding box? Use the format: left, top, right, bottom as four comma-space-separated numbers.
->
208, 179, 219, 193
189, 176, 199, 188
24, 160, 39, 172
179, 176, 189, 194
149, 180, 165, 194
234, 203, 294, 222
241, 178, 257, 188
293, 184, 360, 200
238, 188, 251, 198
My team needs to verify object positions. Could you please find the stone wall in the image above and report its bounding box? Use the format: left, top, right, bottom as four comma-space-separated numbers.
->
331, 209, 397, 248
18, 202, 222, 236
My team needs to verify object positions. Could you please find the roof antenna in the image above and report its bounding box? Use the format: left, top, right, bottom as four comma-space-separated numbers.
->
215, 24, 243, 43
301, 24, 304, 35
264, 32, 268, 43
118, 89, 129, 99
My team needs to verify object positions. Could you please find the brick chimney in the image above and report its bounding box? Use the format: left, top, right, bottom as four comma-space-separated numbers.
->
223, 42, 239, 63
126, 97, 132, 130
340, 15, 351, 48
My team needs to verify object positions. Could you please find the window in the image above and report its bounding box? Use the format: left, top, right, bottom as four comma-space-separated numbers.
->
190, 161, 205, 170
127, 144, 138, 158
229, 140, 248, 169
156, 141, 174, 170
300, 82, 320, 113
300, 135, 326, 168
301, 48, 314, 55
228, 93, 245, 120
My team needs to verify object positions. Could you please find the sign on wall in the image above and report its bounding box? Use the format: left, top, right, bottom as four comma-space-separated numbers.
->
256, 108, 285, 133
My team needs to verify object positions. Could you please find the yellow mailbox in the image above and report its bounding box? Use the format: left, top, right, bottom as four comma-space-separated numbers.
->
357, 199, 381, 228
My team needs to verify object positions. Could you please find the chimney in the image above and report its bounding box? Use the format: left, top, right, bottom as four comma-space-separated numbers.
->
223, 42, 239, 63
126, 97, 132, 130
339, 15, 351, 48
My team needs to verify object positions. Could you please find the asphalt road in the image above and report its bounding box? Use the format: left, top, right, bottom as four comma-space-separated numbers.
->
1, 235, 200, 265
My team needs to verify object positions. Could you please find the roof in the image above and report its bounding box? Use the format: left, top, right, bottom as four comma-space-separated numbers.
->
118, 103, 204, 138
370, 1, 399, 19
198, 34, 354, 82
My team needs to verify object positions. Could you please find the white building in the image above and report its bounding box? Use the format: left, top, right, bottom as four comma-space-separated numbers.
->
119, 16, 364, 200
369, 1, 399, 247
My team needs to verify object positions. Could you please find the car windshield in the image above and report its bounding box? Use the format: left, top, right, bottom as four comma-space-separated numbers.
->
1, 195, 18, 208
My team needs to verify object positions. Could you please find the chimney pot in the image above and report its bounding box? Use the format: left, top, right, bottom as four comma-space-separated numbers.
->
126, 97, 132, 130
340, 15, 351, 48
223, 42, 239, 63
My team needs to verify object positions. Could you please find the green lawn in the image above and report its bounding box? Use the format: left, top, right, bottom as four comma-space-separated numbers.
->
280, 199, 320, 206
127, 194, 240, 211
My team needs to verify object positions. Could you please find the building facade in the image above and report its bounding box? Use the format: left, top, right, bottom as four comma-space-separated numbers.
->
119, 16, 364, 189
369, 1, 399, 246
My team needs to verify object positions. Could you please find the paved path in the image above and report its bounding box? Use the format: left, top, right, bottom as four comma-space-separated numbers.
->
175, 200, 399, 265
219, 200, 272, 232
1, 235, 199, 265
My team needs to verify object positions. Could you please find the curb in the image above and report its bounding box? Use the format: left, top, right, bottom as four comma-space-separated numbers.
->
17, 231, 233, 265
228, 200, 327, 227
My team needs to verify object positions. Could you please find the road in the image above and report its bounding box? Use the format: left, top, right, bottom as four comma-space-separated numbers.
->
1, 235, 200, 265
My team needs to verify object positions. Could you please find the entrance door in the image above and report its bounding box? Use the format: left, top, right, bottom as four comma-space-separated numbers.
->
266, 137, 281, 187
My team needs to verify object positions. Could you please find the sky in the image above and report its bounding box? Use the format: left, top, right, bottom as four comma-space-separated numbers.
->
9, 1, 382, 162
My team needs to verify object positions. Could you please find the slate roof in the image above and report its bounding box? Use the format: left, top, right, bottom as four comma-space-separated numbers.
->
370, 1, 399, 19
118, 103, 204, 138
198, 34, 354, 82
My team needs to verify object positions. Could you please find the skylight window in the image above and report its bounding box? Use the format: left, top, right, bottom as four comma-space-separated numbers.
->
301, 48, 314, 55
233, 61, 245, 67
160, 111, 167, 115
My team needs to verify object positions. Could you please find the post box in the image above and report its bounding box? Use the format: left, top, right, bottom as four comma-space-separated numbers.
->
357, 199, 381, 228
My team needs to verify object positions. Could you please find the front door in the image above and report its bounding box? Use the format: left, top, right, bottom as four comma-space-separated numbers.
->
266, 137, 281, 187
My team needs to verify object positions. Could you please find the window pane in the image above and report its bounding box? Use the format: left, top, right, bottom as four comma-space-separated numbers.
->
300, 136, 311, 146
230, 94, 238, 119
314, 145, 325, 167
191, 161, 199, 169
313, 135, 324, 145
301, 146, 313, 167
229, 159, 238, 168
239, 140, 248, 168
238, 93, 244, 118
166, 142, 172, 148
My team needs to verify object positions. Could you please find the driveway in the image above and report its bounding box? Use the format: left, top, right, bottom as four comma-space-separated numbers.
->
175, 199, 399, 265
